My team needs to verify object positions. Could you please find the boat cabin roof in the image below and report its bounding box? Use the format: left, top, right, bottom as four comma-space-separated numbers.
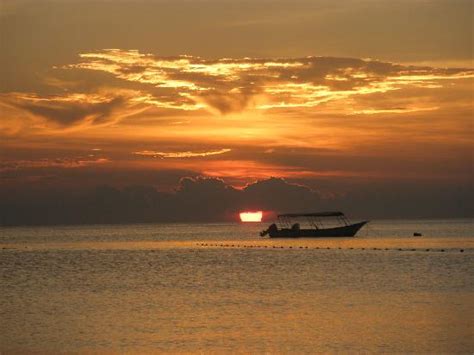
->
277, 211, 344, 218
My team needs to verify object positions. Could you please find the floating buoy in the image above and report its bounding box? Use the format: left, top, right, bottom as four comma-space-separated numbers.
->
413, 232, 422, 237
460, 249, 464, 252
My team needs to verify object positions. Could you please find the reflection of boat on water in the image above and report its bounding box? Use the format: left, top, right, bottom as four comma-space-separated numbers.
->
260, 211, 368, 238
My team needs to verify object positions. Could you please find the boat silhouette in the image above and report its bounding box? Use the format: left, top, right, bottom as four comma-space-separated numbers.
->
260, 211, 368, 238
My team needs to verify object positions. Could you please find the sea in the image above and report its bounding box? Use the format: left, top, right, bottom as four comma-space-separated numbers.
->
1, 219, 473, 353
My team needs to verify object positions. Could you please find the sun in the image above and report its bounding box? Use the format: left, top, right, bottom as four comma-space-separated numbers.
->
239, 211, 263, 222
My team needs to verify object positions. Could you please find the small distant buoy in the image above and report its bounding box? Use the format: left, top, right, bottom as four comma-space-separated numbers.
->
440, 249, 445, 252
460, 249, 464, 252
413, 232, 422, 237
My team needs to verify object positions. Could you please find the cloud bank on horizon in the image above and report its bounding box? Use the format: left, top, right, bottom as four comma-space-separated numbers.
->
2, 176, 472, 226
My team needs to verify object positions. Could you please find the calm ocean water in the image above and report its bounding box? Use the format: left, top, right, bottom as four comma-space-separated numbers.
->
1, 219, 473, 353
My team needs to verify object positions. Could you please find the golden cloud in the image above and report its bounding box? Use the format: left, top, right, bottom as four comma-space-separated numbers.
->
133, 148, 231, 158
0, 157, 110, 172
62, 49, 474, 114
0, 90, 150, 131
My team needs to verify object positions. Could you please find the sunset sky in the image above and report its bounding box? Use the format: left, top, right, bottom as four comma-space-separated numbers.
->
0, 0, 472, 222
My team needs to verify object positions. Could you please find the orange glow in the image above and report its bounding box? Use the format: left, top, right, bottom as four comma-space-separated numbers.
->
239, 211, 263, 222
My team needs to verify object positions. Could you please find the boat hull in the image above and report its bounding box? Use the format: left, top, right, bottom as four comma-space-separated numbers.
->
268, 221, 368, 238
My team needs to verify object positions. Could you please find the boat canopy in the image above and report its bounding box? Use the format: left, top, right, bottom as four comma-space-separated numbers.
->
277, 211, 344, 218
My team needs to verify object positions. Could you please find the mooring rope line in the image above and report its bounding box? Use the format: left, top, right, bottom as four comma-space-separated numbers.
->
195, 243, 467, 253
